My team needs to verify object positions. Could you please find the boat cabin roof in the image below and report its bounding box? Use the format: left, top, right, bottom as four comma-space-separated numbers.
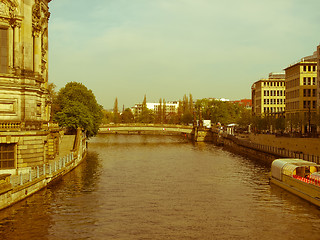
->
271, 159, 320, 181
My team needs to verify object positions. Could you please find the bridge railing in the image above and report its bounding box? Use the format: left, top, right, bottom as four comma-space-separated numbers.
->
101, 123, 193, 129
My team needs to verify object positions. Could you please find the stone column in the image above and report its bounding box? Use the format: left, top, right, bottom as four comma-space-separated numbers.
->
13, 23, 21, 69
33, 31, 42, 74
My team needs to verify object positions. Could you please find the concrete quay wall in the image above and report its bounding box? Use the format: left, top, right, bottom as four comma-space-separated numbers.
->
248, 134, 320, 156
217, 133, 320, 166
222, 137, 279, 165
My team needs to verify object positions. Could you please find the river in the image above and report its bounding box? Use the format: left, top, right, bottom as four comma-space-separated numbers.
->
0, 134, 319, 240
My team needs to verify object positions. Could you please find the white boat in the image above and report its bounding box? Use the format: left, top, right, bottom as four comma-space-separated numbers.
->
270, 159, 320, 207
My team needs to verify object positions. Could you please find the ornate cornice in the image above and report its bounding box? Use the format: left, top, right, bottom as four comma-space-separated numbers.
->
0, 0, 20, 27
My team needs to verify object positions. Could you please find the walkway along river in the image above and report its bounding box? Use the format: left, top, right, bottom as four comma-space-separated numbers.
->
0, 135, 319, 239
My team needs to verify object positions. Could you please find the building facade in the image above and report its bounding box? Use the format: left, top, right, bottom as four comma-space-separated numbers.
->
284, 55, 317, 133
317, 44, 320, 114
251, 72, 286, 116
0, 0, 56, 175
133, 101, 180, 116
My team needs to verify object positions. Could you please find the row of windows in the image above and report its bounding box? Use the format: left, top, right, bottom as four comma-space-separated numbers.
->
303, 89, 316, 97
263, 107, 284, 113
264, 99, 285, 105
286, 89, 300, 99
263, 90, 285, 97
303, 100, 316, 109
286, 78, 300, 89
263, 81, 285, 87
286, 101, 299, 110
303, 65, 316, 72
303, 77, 316, 85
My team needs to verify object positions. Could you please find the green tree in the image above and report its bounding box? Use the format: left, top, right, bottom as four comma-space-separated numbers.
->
121, 108, 134, 123
156, 98, 162, 123
162, 99, 167, 124
101, 109, 113, 124
113, 97, 120, 123
54, 82, 103, 137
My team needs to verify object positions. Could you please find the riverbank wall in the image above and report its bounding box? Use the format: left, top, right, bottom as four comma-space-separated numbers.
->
0, 129, 87, 211
215, 133, 320, 166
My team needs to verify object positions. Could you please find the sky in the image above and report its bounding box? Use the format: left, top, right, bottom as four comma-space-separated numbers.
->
48, 0, 320, 109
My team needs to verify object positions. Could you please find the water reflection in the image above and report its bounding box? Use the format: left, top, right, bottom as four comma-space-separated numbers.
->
0, 135, 319, 240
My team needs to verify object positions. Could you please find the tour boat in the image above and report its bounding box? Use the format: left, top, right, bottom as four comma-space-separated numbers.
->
270, 159, 320, 207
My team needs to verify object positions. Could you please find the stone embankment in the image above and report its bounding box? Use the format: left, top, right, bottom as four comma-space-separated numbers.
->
219, 133, 320, 165
0, 129, 87, 211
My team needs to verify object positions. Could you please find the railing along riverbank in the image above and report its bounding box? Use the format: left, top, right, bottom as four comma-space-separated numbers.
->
225, 134, 320, 164
10, 153, 74, 188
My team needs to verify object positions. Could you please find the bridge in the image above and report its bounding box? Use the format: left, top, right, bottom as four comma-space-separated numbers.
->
99, 124, 193, 135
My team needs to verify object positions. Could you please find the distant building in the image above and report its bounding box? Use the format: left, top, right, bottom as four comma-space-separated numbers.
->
251, 72, 286, 116
284, 53, 317, 133
231, 99, 252, 109
133, 101, 180, 116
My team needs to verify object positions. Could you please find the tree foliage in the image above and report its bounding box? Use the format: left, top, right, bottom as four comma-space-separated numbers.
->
54, 82, 103, 137
113, 97, 120, 123
194, 98, 243, 125
121, 108, 134, 123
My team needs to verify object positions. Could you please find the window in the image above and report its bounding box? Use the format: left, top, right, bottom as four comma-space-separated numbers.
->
0, 28, 8, 74
0, 144, 15, 169
313, 77, 316, 85
313, 89, 316, 97
303, 66, 307, 71
308, 66, 311, 71
313, 66, 316, 72
308, 77, 311, 85
303, 77, 306, 85
313, 101, 316, 109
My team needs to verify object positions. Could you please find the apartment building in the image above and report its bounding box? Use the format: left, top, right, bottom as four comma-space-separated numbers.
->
133, 101, 180, 116
251, 72, 286, 116
284, 54, 317, 133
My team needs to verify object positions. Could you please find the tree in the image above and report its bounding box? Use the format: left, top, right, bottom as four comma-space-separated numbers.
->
113, 97, 120, 123
54, 82, 103, 137
121, 108, 134, 123
162, 99, 167, 124
102, 109, 113, 124
156, 98, 162, 123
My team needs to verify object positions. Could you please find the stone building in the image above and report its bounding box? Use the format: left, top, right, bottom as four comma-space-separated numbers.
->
251, 72, 286, 116
0, 0, 57, 175
284, 54, 317, 133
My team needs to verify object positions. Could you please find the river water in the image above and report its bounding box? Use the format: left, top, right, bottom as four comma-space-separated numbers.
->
0, 134, 319, 240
